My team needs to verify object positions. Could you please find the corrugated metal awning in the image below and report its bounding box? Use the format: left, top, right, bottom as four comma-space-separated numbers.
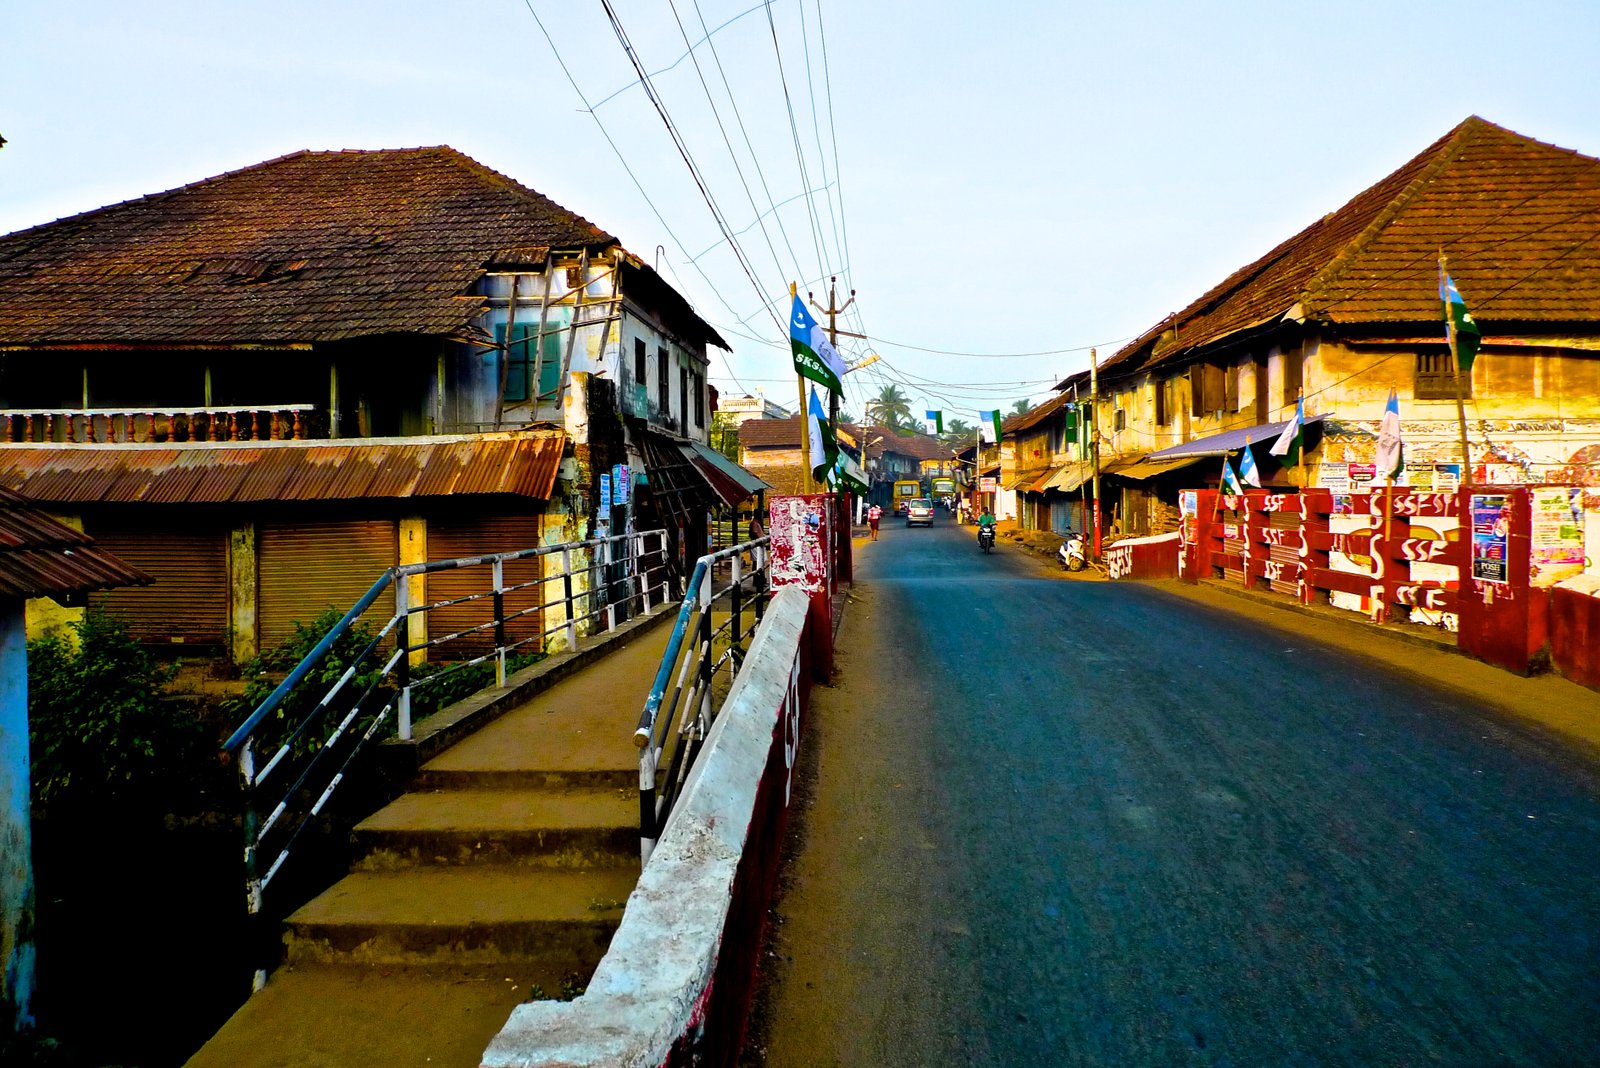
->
0, 487, 150, 599
1042, 461, 1094, 493
1005, 466, 1054, 491
679, 441, 770, 509
0, 431, 567, 505
1145, 414, 1327, 460
1109, 456, 1208, 480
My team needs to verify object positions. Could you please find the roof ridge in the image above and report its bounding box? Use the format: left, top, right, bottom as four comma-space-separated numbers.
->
1299, 116, 1485, 312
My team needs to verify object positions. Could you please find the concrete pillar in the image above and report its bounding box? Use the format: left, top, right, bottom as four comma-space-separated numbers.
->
229, 523, 258, 666
0, 603, 36, 1032
399, 517, 428, 666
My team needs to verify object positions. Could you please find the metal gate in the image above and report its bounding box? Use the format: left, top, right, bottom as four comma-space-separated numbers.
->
258, 520, 398, 648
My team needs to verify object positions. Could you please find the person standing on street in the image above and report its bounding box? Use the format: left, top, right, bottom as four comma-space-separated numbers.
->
867, 503, 882, 541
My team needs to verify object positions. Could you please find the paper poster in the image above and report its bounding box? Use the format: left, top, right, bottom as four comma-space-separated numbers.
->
1470, 494, 1510, 584
1530, 487, 1584, 587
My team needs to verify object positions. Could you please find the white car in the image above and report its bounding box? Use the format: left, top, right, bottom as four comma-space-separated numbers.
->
905, 498, 935, 527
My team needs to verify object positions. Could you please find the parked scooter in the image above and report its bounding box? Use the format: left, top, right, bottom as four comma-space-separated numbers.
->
977, 525, 996, 554
1058, 533, 1087, 572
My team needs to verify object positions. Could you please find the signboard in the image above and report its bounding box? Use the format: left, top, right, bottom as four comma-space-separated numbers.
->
979, 477, 998, 492
1318, 462, 1351, 494
599, 473, 613, 511
1530, 486, 1585, 587
1347, 463, 1377, 484
614, 464, 631, 505
1470, 493, 1510, 583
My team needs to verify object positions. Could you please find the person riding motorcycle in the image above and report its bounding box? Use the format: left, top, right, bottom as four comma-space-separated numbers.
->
976, 508, 996, 532
976, 507, 996, 552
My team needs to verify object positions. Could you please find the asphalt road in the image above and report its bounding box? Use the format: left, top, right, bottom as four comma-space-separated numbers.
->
742, 514, 1600, 1067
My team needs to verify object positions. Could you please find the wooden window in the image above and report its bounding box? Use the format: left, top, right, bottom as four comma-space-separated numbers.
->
693, 372, 705, 427
496, 319, 565, 404
1224, 364, 1240, 412
1254, 354, 1269, 422
1415, 351, 1470, 399
1193, 363, 1225, 414
679, 366, 689, 435
657, 346, 670, 413
1154, 379, 1169, 427
1114, 408, 1127, 432
634, 338, 647, 384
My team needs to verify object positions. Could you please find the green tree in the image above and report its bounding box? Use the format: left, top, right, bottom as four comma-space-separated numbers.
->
1011, 398, 1032, 416
865, 385, 913, 430
942, 417, 974, 445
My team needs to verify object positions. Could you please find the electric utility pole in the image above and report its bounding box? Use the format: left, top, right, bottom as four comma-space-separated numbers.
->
1090, 347, 1102, 559
810, 277, 859, 434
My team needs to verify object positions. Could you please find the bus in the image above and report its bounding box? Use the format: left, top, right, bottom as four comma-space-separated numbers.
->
930, 476, 957, 499
892, 480, 922, 514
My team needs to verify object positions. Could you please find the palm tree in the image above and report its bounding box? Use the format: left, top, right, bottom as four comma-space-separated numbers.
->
1011, 398, 1032, 416
866, 384, 913, 430
942, 417, 974, 444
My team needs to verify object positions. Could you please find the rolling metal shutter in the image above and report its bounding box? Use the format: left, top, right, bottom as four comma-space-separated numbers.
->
426, 515, 543, 658
87, 525, 230, 647
258, 520, 398, 650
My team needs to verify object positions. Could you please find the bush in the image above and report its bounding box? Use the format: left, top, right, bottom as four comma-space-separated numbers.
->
27, 609, 218, 818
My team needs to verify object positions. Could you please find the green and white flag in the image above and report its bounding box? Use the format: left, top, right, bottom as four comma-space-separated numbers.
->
978, 409, 1002, 445
1269, 395, 1303, 465
925, 409, 943, 435
806, 387, 837, 482
830, 448, 870, 494
790, 294, 847, 395
1441, 271, 1482, 373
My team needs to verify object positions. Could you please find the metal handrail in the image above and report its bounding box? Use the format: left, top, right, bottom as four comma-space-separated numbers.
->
225, 528, 671, 989
634, 537, 771, 864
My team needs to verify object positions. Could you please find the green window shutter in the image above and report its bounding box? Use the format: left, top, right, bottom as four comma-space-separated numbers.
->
494, 323, 533, 404
537, 329, 563, 399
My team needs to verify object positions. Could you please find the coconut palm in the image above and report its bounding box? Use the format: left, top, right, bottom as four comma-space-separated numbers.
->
865, 384, 913, 430
942, 417, 974, 444
1011, 398, 1032, 416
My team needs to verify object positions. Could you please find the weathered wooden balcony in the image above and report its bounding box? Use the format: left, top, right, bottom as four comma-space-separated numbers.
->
0, 405, 319, 444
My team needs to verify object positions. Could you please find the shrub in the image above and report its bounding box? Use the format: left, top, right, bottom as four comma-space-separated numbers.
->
27, 609, 213, 818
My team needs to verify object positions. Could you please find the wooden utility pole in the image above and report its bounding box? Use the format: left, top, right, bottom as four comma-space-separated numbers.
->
1090, 347, 1102, 559
1440, 254, 1474, 487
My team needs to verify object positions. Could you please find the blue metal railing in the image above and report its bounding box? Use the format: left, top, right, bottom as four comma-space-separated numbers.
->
634, 537, 770, 864
224, 528, 670, 988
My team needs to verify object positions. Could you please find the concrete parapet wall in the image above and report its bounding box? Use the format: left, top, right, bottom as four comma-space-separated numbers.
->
1105, 532, 1181, 581
481, 585, 813, 1068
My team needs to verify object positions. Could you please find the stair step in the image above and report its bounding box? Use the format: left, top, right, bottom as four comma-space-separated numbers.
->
412, 765, 636, 791
284, 867, 637, 967
353, 787, 640, 869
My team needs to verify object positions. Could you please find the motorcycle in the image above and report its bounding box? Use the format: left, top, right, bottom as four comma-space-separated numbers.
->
1058, 533, 1087, 572
977, 525, 996, 554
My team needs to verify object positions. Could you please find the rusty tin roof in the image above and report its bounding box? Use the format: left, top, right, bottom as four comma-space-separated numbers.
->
0, 487, 150, 600
0, 432, 566, 505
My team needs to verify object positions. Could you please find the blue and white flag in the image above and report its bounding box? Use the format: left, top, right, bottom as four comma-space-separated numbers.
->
806, 387, 837, 481
1270, 395, 1304, 464
1220, 455, 1244, 496
1375, 389, 1404, 480
790, 294, 847, 395
1238, 439, 1262, 488
925, 409, 944, 435
978, 410, 1002, 444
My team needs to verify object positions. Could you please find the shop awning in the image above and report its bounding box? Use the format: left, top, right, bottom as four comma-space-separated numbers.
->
1005, 466, 1055, 492
680, 440, 769, 510
1145, 414, 1327, 460
1042, 461, 1095, 493
1109, 456, 1208, 480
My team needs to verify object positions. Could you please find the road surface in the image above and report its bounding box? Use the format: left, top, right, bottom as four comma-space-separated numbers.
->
741, 515, 1600, 1067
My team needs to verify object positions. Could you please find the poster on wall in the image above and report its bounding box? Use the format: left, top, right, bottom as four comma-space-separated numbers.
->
1318, 463, 1351, 494
614, 464, 631, 505
1470, 493, 1511, 583
599, 473, 613, 511
1529, 487, 1585, 587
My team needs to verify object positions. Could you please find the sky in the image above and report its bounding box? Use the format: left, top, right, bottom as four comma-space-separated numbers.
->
5, 0, 1600, 427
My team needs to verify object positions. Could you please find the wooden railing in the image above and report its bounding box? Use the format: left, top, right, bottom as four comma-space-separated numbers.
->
0, 405, 317, 444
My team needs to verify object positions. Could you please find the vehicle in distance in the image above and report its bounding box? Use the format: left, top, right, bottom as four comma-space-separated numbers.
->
906, 498, 935, 526
931, 476, 957, 498
893, 480, 922, 514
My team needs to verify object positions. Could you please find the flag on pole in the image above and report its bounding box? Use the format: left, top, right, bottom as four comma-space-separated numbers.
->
925, 409, 944, 435
806, 387, 837, 482
978, 410, 1002, 444
1238, 438, 1262, 487
1375, 388, 1404, 480
1270, 395, 1304, 464
1220, 455, 1244, 496
789, 294, 847, 395
831, 448, 870, 494
1440, 271, 1482, 373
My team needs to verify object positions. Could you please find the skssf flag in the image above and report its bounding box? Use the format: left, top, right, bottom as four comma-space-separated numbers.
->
978, 410, 1002, 444
790, 294, 847, 394
1270, 395, 1303, 465
1238, 440, 1262, 488
925, 409, 943, 435
1375, 389, 1404, 480
1440, 272, 1482, 373
831, 448, 869, 494
806, 387, 838, 482
1220, 455, 1244, 497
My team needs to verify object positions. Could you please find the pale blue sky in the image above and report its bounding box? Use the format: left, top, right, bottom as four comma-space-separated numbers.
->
4, 1, 1599, 422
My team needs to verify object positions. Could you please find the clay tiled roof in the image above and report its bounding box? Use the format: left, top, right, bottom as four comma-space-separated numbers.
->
1109, 117, 1600, 376
0, 147, 614, 347
0, 487, 150, 600
1007, 392, 1072, 434
737, 416, 808, 449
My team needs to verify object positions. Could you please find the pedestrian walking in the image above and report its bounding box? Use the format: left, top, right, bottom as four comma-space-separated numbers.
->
867, 503, 882, 541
